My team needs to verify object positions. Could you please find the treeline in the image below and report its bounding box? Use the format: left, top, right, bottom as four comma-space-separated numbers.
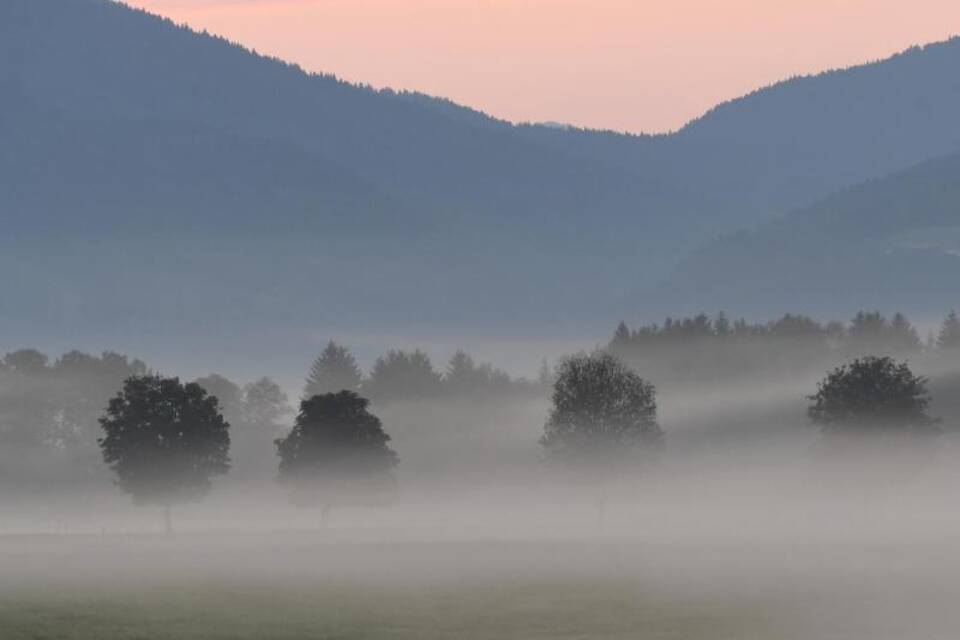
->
48, 350, 950, 532
0, 349, 293, 483
0, 342, 543, 483
302, 341, 544, 403
0, 349, 148, 452
609, 310, 960, 382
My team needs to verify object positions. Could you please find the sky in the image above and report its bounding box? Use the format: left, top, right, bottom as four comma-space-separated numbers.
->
127, 0, 960, 133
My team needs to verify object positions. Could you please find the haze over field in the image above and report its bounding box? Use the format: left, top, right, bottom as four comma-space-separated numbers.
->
4, 1, 960, 638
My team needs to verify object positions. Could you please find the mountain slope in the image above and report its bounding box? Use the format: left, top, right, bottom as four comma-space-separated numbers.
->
655, 151, 960, 316
519, 37, 960, 226
3, 0, 960, 357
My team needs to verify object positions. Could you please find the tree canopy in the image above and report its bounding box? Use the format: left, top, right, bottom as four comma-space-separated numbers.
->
541, 352, 662, 467
937, 310, 960, 351
304, 341, 363, 398
363, 349, 441, 403
99, 375, 231, 508
807, 356, 939, 435
275, 391, 398, 509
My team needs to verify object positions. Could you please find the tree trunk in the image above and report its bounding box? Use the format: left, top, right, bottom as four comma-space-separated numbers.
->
163, 504, 173, 536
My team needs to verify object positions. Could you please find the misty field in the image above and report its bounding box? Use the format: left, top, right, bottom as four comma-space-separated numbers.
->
0, 576, 756, 640
4, 528, 960, 640
0, 535, 773, 640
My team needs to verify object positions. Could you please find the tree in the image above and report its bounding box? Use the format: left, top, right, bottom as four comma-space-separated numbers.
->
3, 349, 49, 375
807, 356, 938, 436
242, 377, 290, 430
714, 312, 731, 338
541, 352, 662, 524
304, 341, 362, 398
610, 321, 631, 352
50, 351, 149, 456
98, 375, 231, 533
444, 350, 513, 396
846, 311, 890, 354
936, 310, 960, 351
275, 391, 398, 523
194, 374, 243, 423
444, 350, 480, 394
542, 352, 662, 466
363, 349, 441, 403
230, 377, 291, 476
889, 313, 922, 354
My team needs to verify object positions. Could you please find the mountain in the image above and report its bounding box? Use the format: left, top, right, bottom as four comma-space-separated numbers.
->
3, 0, 960, 363
655, 151, 960, 317
519, 38, 960, 227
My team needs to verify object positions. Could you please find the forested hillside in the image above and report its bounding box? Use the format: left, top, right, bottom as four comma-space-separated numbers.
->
657, 151, 960, 315
3, 0, 960, 351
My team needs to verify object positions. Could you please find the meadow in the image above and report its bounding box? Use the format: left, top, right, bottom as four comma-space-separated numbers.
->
4, 522, 959, 640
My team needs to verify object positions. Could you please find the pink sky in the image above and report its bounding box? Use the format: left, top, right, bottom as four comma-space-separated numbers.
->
127, 0, 960, 133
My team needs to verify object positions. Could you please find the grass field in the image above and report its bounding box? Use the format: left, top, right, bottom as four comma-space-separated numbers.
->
0, 534, 788, 640
0, 580, 772, 640
2, 531, 957, 639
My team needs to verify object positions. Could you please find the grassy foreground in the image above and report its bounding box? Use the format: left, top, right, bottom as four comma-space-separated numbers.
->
0, 576, 768, 640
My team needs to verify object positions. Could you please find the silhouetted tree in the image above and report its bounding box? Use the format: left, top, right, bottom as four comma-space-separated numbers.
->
242, 377, 289, 430
714, 312, 731, 337
0, 359, 56, 447
275, 391, 398, 524
3, 349, 49, 375
611, 321, 631, 352
444, 350, 480, 394
443, 350, 514, 396
0, 349, 147, 456
542, 352, 662, 465
224, 377, 291, 476
363, 349, 441, 403
51, 351, 148, 453
304, 341, 362, 398
846, 311, 890, 355
542, 352, 662, 523
768, 313, 824, 341
195, 374, 243, 422
99, 375, 231, 533
889, 313, 922, 354
937, 310, 960, 351
807, 356, 938, 436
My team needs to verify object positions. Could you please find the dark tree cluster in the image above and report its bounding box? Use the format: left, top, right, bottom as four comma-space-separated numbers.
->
0, 349, 147, 459
0, 347, 294, 489
303, 341, 541, 405
611, 311, 932, 355
608, 310, 951, 383
808, 356, 939, 436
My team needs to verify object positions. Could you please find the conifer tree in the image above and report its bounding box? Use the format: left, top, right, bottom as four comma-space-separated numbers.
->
304, 341, 363, 398
936, 310, 960, 351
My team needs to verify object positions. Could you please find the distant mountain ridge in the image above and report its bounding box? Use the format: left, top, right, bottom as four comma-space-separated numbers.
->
653, 150, 960, 317
2, 0, 960, 360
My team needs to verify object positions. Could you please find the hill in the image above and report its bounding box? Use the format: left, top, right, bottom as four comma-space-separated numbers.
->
655, 151, 960, 317
3, 0, 960, 362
